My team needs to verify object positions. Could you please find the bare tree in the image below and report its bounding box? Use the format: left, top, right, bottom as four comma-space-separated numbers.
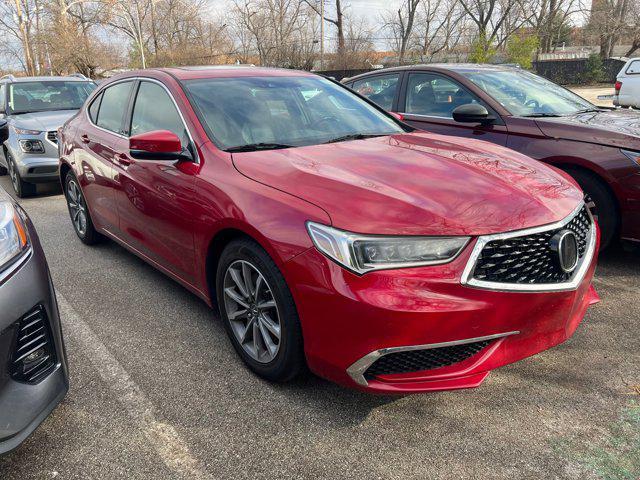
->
456, 0, 532, 44
626, 0, 640, 56
382, 0, 421, 64
231, 0, 317, 68
303, 0, 346, 59
589, 0, 631, 58
411, 0, 465, 61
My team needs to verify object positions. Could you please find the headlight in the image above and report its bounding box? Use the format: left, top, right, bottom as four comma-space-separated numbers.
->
0, 201, 30, 273
12, 126, 42, 135
307, 222, 469, 274
621, 149, 640, 166
19, 139, 45, 153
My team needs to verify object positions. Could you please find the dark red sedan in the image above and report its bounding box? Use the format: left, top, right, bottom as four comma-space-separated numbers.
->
345, 64, 640, 248
58, 67, 599, 393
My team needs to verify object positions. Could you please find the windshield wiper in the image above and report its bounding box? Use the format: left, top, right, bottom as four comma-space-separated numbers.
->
323, 133, 385, 144
522, 113, 562, 118
226, 142, 295, 152
574, 108, 602, 114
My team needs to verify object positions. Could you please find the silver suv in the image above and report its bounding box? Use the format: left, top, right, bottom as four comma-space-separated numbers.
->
0, 74, 95, 197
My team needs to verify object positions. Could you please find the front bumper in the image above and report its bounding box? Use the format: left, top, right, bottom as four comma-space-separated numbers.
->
6, 136, 60, 183
285, 225, 599, 394
0, 217, 68, 455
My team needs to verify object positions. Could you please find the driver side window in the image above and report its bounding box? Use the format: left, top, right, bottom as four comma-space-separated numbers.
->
404, 73, 484, 118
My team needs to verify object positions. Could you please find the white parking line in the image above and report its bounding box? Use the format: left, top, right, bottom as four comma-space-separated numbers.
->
57, 294, 212, 479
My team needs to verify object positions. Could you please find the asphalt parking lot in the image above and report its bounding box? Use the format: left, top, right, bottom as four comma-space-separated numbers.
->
0, 176, 638, 480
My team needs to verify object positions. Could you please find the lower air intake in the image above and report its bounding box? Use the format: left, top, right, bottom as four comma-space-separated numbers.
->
10, 305, 57, 384
364, 340, 491, 378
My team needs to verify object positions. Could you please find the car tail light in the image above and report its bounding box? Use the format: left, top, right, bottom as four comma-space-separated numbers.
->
615, 81, 622, 94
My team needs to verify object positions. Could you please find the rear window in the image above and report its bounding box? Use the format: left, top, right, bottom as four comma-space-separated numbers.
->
95, 81, 133, 134
626, 60, 640, 75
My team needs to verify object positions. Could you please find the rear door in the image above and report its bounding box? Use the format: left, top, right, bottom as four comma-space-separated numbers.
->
77, 80, 134, 234
398, 72, 509, 145
113, 79, 198, 282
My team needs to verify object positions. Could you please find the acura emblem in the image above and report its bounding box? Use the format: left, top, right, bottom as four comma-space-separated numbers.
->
550, 230, 579, 273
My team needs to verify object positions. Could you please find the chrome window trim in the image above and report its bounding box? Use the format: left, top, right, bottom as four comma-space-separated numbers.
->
400, 113, 454, 120
85, 76, 199, 163
84, 77, 133, 139
460, 201, 596, 292
347, 331, 519, 387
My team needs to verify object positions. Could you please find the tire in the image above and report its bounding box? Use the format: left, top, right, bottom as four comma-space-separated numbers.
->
216, 238, 305, 382
6, 151, 36, 198
565, 168, 617, 250
64, 172, 103, 245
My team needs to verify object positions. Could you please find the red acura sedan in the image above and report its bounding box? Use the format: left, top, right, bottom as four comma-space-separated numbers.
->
58, 67, 599, 393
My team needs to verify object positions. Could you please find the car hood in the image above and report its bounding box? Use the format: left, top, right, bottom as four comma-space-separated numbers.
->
231, 132, 583, 236
10, 110, 77, 132
534, 109, 640, 150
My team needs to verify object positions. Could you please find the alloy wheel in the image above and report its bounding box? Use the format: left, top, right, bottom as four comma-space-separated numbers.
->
66, 179, 88, 236
8, 155, 19, 193
223, 260, 281, 363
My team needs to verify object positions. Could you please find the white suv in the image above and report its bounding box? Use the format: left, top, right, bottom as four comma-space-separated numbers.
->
614, 58, 640, 109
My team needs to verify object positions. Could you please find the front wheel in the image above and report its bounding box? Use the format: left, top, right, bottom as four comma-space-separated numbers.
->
216, 239, 305, 382
7, 152, 36, 198
565, 168, 617, 250
64, 172, 103, 245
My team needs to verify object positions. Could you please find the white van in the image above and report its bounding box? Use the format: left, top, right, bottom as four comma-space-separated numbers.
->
614, 58, 640, 108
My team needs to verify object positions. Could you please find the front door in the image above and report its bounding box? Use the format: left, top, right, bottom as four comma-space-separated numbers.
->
113, 79, 198, 283
399, 72, 509, 146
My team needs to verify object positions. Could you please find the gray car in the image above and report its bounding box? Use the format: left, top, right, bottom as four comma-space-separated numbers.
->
0, 74, 95, 197
0, 119, 69, 455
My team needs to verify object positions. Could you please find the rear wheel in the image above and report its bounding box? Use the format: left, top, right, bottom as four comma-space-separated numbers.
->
216, 239, 305, 382
64, 172, 103, 245
565, 168, 617, 250
7, 151, 36, 198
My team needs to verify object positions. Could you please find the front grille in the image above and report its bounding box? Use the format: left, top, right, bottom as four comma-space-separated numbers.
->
10, 305, 57, 383
47, 131, 58, 144
472, 206, 591, 284
364, 340, 491, 378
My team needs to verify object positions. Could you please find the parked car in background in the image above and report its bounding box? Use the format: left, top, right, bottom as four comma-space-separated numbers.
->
346, 64, 640, 248
0, 74, 96, 197
614, 58, 640, 109
59, 67, 598, 394
0, 119, 68, 455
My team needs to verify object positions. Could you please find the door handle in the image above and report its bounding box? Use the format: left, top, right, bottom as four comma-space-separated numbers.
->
80, 134, 90, 144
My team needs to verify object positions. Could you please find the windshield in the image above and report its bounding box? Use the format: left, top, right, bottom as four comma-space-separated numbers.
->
8, 81, 96, 114
183, 75, 405, 151
460, 69, 595, 117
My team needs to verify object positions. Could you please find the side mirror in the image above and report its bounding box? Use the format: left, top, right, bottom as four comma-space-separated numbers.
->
452, 104, 495, 125
129, 130, 192, 161
0, 119, 8, 143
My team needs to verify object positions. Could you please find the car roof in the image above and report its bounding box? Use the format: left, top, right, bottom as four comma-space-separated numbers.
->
346, 63, 521, 81
111, 66, 317, 81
